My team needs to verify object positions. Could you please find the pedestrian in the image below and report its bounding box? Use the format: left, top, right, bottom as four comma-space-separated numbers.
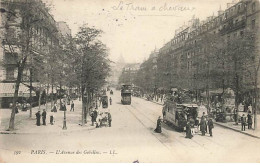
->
70, 101, 74, 112
154, 116, 162, 133
42, 109, 47, 125
108, 112, 112, 127
185, 118, 193, 139
208, 118, 214, 137
200, 117, 207, 136
35, 111, 41, 126
241, 114, 246, 131
247, 113, 252, 129
93, 108, 98, 122
109, 97, 112, 105
90, 110, 95, 126
50, 112, 54, 125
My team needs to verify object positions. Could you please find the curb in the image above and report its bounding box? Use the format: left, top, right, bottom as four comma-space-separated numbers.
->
214, 122, 260, 139
0, 125, 96, 135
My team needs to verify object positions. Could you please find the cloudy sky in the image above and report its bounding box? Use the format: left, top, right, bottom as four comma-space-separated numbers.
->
44, 0, 234, 63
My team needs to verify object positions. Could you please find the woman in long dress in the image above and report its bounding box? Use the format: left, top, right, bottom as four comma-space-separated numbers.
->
154, 116, 162, 133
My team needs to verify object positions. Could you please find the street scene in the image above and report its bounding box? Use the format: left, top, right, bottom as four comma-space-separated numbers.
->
0, 0, 260, 163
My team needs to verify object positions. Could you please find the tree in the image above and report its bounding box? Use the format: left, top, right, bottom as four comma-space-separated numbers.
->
72, 25, 110, 125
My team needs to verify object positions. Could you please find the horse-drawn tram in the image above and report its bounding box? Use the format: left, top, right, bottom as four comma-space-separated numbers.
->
163, 100, 207, 131
121, 84, 132, 105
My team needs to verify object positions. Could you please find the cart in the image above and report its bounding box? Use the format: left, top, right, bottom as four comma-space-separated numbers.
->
99, 112, 109, 127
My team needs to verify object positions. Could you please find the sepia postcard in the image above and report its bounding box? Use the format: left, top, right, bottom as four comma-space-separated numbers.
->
0, 0, 260, 163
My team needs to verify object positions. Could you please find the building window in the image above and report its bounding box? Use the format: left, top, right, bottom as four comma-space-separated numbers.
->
252, 19, 256, 29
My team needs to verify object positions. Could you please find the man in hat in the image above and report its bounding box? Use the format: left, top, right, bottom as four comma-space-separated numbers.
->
241, 114, 246, 131
200, 116, 207, 136
35, 111, 41, 126
42, 109, 47, 125
207, 117, 214, 137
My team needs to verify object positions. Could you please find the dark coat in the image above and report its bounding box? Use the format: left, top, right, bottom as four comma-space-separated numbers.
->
247, 114, 252, 124
42, 111, 47, 119
208, 119, 214, 129
185, 122, 193, 139
154, 119, 162, 133
200, 119, 207, 131
241, 116, 246, 124
35, 112, 41, 126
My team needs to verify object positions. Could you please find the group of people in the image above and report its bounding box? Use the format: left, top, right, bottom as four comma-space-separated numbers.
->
35, 109, 51, 126
185, 113, 214, 138
90, 108, 112, 128
241, 113, 253, 131
154, 112, 214, 139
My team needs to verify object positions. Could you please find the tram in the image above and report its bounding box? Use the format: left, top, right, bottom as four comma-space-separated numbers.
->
163, 100, 207, 131
121, 84, 132, 105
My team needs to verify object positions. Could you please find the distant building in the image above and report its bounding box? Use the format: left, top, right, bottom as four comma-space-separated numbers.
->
119, 63, 140, 85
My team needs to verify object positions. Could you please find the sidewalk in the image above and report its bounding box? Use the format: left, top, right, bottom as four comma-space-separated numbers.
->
0, 99, 95, 134
214, 117, 260, 139
141, 96, 260, 139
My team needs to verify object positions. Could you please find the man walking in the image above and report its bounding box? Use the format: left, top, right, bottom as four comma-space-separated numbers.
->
208, 118, 214, 137
42, 109, 47, 125
35, 111, 41, 126
70, 101, 75, 112
241, 114, 246, 131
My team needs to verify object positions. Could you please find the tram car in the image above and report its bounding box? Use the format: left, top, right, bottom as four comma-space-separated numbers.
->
121, 84, 132, 105
163, 100, 207, 131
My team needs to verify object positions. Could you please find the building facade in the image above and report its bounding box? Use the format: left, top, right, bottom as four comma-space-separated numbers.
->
0, 0, 68, 108
157, 0, 259, 98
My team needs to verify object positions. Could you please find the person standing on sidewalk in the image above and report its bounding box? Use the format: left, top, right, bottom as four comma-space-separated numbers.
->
207, 118, 214, 137
70, 101, 75, 112
200, 117, 207, 136
42, 109, 47, 125
35, 111, 41, 126
247, 112, 252, 129
241, 114, 246, 131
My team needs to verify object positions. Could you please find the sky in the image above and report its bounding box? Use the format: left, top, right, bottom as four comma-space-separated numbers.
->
43, 0, 234, 63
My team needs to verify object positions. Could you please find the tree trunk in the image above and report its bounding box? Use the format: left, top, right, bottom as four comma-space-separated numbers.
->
81, 85, 85, 126
8, 66, 24, 131
38, 88, 42, 111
